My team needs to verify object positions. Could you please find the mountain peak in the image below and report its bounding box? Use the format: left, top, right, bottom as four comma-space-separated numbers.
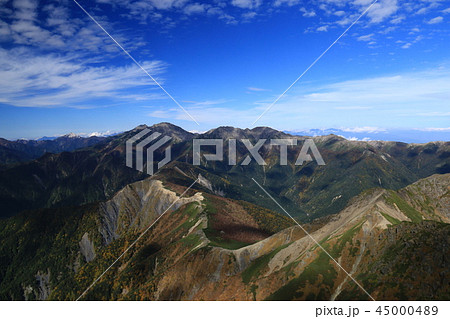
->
151, 122, 186, 131
203, 126, 245, 139
149, 122, 194, 141
201, 125, 290, 140
62, 133, 80, 138
133, 124, 150, 131
247, 126, 288, 138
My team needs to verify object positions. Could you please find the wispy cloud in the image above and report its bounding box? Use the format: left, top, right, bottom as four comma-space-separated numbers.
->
427, 16, 444, 24
182, 99, 229, 106
416, 127, 450, 132
26, 0, 442, 35
148, 0, 189, 10
300, 7, 316, 17
341, 126, 387, 133
0, 48, 166, 108
299, 70, 450, 105
363, 0, 399, 23
183, 3, 208, 15
400, 35, 423, 49
275, 0, 300, 7
334, 106, 372, 110
417, 112, 450, 117
247, 87, 270, 92
1, 0, 145, 54
357, 33, 375, 42
146, 67, 450, 130
230, 0, 261, 10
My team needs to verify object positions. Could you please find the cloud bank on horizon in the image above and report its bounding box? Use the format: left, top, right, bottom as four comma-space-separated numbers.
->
0, 0, 449, 140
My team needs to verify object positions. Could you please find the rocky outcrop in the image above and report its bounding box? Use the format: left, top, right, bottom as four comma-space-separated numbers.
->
99, 178, 203, 244
400, 173, 450, 222
79, 232, 96, 262
197, 173, 225, 196
35, 269, 51, 301
198, 174, 213, 192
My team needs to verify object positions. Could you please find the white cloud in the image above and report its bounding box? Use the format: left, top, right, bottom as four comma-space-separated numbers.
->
354, 0, 399, 23
336, 16, 355, 26
149, 0, 188, 10
357, 33, 374, 41
427, 16, 444, 24
183, 99, 229, 106
10, 19, 65, 47
416, 7, 428, 15
390, 16, 405, 24
416, 127, 450, 132
0, 0, 139, 55
341, 136, 372, 141
334, 106, 372, 110
184, 3, 208, 15
316, 25, 329, 32
300, 7, 316, 17
242, 11, 257, 20
442, 8, 450, 14
0, 48, 166, 108
415, 1, 441, 16
247, 87, 270, 92
380, 26, 396, 34
341, 127, 387, 133
12, 0, 38, 21
300, 71, 450, 105
6, 0, 67, 48
0, 19, 11, 40
417, 112, 450, 117
400, 34, 423, 49
147, 68, 450, 130
231, 0, 261, 9
401, 42, 412, 49
275, 0, 300, 6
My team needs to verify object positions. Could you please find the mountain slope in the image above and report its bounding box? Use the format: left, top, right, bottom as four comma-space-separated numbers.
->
0, 176, 293, 300
0, 173, 447, 300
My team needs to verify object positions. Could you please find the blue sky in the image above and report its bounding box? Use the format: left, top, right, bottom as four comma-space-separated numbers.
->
0, 0, 449, 140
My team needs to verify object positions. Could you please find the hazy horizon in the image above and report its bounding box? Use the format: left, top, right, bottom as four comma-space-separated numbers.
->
2, 122, 450, 144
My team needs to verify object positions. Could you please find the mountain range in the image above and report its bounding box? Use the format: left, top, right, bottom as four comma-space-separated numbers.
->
286, 128, 450, 144
0, 123, 448, 300
0, 134, 106, 167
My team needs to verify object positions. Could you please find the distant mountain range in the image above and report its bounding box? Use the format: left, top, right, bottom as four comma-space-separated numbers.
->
0, 134, 107, 166
286, 128, 450, 144
1, 127, 447, 168
0, 123, 448, 300
36, 131, 121, 141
